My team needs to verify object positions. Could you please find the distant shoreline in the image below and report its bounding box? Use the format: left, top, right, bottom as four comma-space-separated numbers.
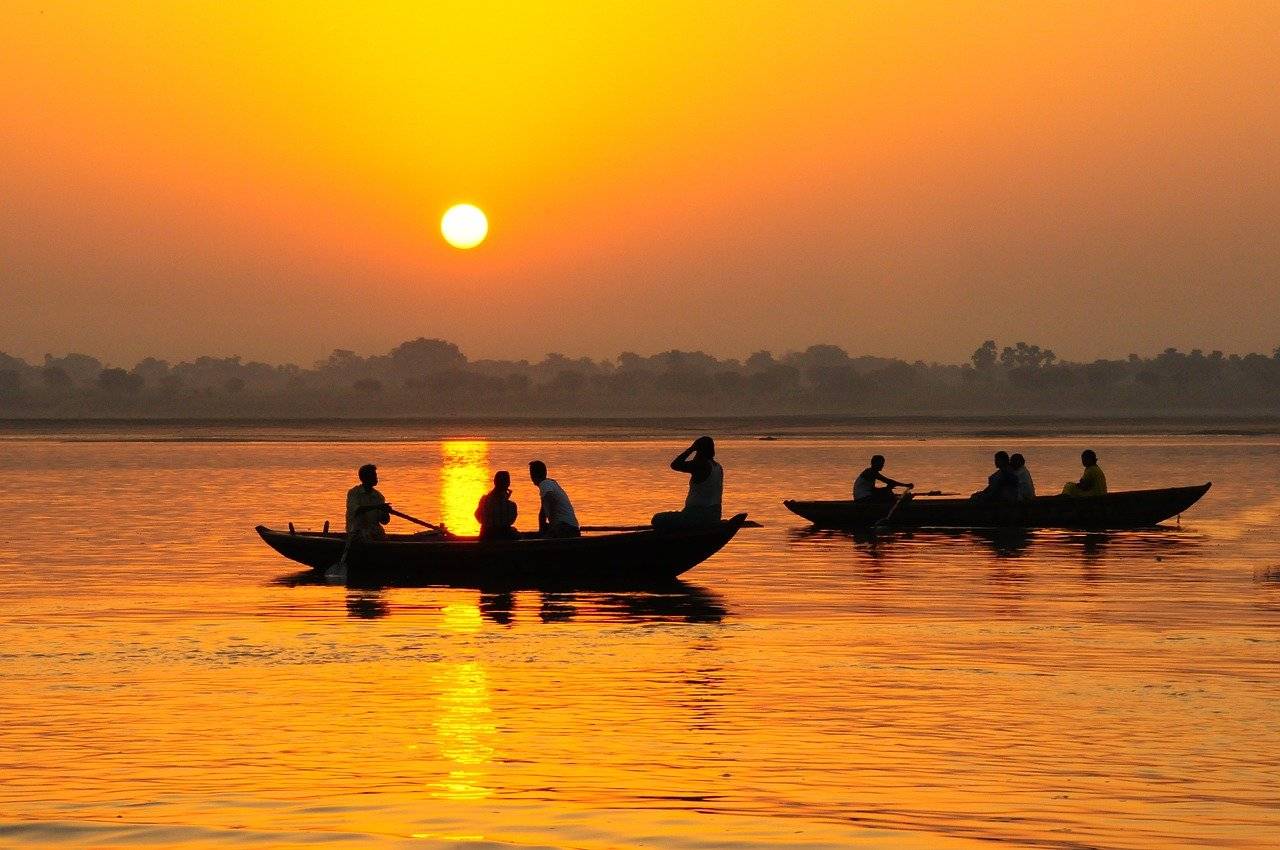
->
3, 414, 1279, 442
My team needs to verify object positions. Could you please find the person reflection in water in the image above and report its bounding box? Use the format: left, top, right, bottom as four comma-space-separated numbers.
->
345, 463, 390, 540
652, 436, 723, 531
475, 470, 519, 540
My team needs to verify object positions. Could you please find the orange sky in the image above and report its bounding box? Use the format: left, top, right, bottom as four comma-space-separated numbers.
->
2, 1, 1277, 366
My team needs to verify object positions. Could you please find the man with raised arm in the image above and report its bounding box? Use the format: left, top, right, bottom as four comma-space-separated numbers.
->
652, 436, 723, 531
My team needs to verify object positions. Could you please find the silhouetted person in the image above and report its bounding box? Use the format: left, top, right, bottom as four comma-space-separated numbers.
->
346, 463, 390, 540
475, 470, 519, 540
854, 454, 912, 502
1009, 453, 1036, 500
529, 460, 580, 537
972, 451, 1018, 502
1062, 449, 1108, 497
652, 436, 723, 531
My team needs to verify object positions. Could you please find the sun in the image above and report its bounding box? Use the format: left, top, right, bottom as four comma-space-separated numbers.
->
441, 204, 488, 249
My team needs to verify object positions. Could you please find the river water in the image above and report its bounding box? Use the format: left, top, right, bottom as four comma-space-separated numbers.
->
1, 422, 1277, 849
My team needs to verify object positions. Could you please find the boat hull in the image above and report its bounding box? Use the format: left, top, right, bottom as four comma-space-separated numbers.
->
257, 514, 749, 587
783, 484, 1211, 530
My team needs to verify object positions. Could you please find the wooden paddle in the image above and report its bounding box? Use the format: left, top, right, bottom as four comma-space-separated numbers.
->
386, 507, 442, 531
875, 486, 914, 528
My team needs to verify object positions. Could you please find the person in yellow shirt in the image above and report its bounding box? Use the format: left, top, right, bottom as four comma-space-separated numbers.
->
1062, 450, 1107, 497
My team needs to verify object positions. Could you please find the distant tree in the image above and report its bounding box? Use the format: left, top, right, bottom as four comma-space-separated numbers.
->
224, 376, 246, 395
46, 353, 102, 383
0, 369, 19, 399
387, 338, 466, 375
971, 340, 998, 370
42, 366, 72, 389
98, 368, 143, 394
352, 378, 382, 394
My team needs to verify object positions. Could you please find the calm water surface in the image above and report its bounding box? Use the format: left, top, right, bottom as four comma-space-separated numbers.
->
1, 425, 1278, 849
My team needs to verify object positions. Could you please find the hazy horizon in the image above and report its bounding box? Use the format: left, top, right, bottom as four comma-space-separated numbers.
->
4, 2, 1279, 366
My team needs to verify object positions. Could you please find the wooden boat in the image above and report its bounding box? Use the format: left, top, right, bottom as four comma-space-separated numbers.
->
783, 483, 1211, 530
256, 513, 750, 587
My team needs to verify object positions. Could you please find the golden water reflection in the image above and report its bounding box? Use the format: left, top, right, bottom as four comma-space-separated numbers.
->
440, 440, 489, 535
431, 660, 495, 801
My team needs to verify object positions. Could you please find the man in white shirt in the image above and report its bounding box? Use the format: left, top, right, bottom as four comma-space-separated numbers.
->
529, 460, 580, 537
346, 463, 390, 539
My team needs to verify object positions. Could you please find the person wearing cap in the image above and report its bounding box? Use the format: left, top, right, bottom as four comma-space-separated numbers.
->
346, 463, 391, 540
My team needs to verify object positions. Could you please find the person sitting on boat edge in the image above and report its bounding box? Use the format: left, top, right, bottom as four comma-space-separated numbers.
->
854, 454, 912, 502
529, 460, 580, 538
1062, 450, 1107, 497
1010, 453, 1035, 500
475, 470, 519, 540
652, 436, 723, 531
346, 463, 390, 540
971, 451, 1019, 502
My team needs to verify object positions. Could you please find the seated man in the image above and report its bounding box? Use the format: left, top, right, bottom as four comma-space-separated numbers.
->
1062, 450, 1107, 497
971, 451, 1019, 502
854, 454, 912, 502
652, 436, 723, 531
475, 471, 519, 540
1009, 453, 1035, 500
346, 463, 390, 540
529, 460, 580, 537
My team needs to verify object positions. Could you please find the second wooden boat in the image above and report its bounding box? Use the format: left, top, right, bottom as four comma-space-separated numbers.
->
783, 483, 1210, 530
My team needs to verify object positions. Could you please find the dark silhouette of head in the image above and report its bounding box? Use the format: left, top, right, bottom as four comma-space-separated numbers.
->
693, 435, 715, 458
1010, 453, 1026, 470
1081, 450, 1098, 467
358, 464, 378, 486
529, 460, 547, 483
870, 454, 885, 471
493, 470, 511, 491
994, 451, 1010, 469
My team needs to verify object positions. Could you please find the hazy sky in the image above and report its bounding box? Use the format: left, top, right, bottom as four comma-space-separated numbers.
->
2, 1, 1277, 366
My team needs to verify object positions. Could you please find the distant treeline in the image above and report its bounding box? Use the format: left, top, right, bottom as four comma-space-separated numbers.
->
2, 338, 1279, 417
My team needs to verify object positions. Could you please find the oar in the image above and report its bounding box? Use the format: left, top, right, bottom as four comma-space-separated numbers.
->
326, 532, 354, 582
386, 507, 441, 531
875, 487, 914, 528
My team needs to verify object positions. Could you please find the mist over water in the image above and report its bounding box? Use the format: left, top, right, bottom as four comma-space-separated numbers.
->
1, 421, 1277, 849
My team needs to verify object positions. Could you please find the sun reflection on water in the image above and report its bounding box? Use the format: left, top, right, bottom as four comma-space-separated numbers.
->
440, 440, 489, 535
431, 661, 495, 801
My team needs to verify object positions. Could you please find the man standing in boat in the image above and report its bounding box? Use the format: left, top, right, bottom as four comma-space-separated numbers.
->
529, 460, 580, 537
346, 463, 391, 540
1062, 450, 1107, 497
652, 436, 723, 531
854, 455, 912, 502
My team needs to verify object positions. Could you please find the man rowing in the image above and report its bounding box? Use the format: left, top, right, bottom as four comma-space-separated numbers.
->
529, 460, 580, 538
854, 455, 912, 502
346, 463, 391, 540
652, 436, 723, 531
1062, 449, 1107, 497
